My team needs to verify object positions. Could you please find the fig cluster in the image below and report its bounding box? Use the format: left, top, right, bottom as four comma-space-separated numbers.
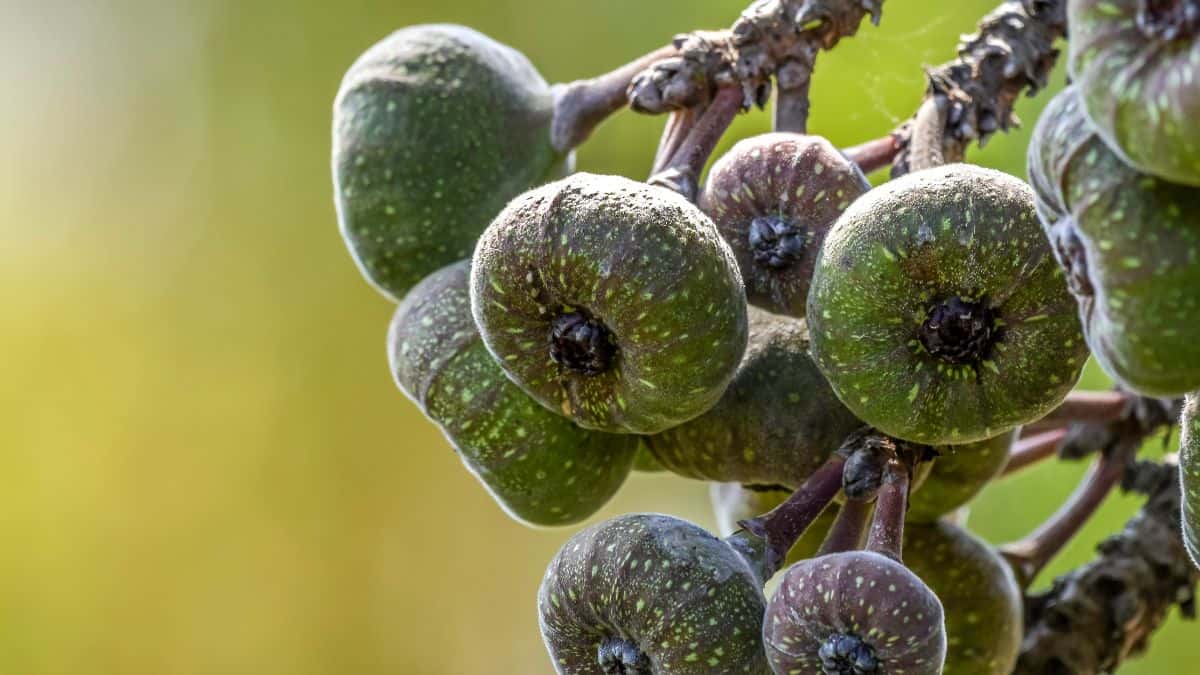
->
331, 11, 1200, 674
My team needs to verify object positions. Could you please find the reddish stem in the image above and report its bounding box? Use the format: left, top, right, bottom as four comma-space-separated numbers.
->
551, 45, 679, 153
739, 453, 846, 576
1000, 440, 1135, 589
648, 86, 744, 201
841, 134, 901, 174
865, 460, 910, 562
1023, 390, 1131, 434
652, 108, 698, 176
1002, 427, 1069, 477
817, 499, 874, 556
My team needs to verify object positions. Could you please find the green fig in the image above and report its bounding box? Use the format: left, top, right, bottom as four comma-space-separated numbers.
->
388, 260, 636, 527
700, 133, 871, 317
1028, 85, 1200, 396
907, 430, 1017, 523
642, 308, 862, 487
471, 173, 749, 434
632, 443, 666, 473
763, 550, 947, 674
905, 521, 1022, 675
334, 24, 568, 301
807, 163, 1087, 445
710, 483, 837, 565
1068, 0, 1200, 186
538, 513, 771, 674
1182, 394, 1200, 569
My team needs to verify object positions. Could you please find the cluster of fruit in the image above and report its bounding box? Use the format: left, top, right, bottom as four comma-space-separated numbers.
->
331, 2, 1200, 671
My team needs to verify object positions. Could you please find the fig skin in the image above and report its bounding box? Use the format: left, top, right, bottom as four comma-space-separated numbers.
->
471, 173, 749, 434
632, 443, 666, 473
333, 24, 568, 301
388, 260, 636, 527
807, 163, 1087, 445
1068, 0, 1200, 186
763, 550, 947, 674
1028, 85, 1200, 396
643, 308, 862, 488
907, 430, 1017, 523
538, 513, 772, 674
710, 483, 838, 566
905, 521, 1022, 675
700, 133, 871, 317
1182, 395, 1200, 568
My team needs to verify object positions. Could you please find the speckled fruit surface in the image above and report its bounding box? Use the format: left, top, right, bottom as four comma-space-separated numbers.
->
471, 173, 749, 434
1182, 395, 1200, 569
700, 133, 871, 317
334, 24, 566, 301
907, 430, 1017, 523
764, 550, 947, 674
1069, 0, 1200, 186
808, 163, 1087, 445
710, 483, 837, 567
1029, 85, 1200, 396
906, 521, 1022, 675
538, 513, 771, 674
644, 309, 862, 488
388, 260, 636, 527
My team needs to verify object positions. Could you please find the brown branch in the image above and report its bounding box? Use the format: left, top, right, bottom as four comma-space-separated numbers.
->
1002, 427, 1068, 477
841, 134, 901, 174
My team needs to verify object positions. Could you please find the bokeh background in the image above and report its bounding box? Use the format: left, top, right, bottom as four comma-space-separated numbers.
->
2, 0, 1191, 672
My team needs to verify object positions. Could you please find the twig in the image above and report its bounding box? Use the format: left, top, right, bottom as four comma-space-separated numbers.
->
841, 134, 900, 174
648, 86, 745, 201
1023, 389, 1132, 435
1002, 427, 1068, 477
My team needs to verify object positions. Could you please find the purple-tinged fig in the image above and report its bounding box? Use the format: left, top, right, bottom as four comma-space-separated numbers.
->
642, 309, 862, 488
808, 163, 1087, 445
388, 260, 636, 527
471, 173, 749, 434
1028, 85, 1200, 396
905, 521, 1022, 675
333, 24, 568, 301
538, 513, 771, 674
700, 133, 871, 317
907, 430, 1018, 523
1069, 0, 1200, 186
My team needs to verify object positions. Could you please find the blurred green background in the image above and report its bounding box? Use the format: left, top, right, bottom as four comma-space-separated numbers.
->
1, 0, 1191, 673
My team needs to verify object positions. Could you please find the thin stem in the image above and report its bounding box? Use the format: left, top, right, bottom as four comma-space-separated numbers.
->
648, 86, 744, 202
773, 80, 811, 134
841, 135, 900, 174
907, 95, 949, 171
817, 499, 874, 556
865, 460, 910, 562
550, 45, 678, 154
652, 108, 698, 176
1002, 427, 1069, 477
739, 453, 846, 576
1023, 390, 1131, 434
1000, 440, 1136, 589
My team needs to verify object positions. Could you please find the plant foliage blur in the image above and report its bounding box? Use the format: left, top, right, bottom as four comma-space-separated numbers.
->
0, 0, 1189, 672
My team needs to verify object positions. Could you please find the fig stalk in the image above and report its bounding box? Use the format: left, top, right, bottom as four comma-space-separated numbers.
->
648, 86, 745, 201
1023, 390, 1132, 434
1001, 427, 1068, 477
841, 134, 900, 174
816, 497, 873, 556
865, 459, 910, 561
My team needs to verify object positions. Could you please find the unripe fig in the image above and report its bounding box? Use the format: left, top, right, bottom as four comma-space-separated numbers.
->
905, 521, 1022, 675
763, 551, 947, 674
334, 24, 567, 301
807, 163, 1087, 445
907, 430, 1017, 523
388, 260, 636, 527
538, 513, 771, 674
643, 308, 862, 487
1182, 394, 1200, 568
1068, 0, 1200, 186
710, 483, 837, 565
471, 173, 749, 434
633, 443, 666, 473
700, 133, 871, 317
1028, 85, 1200, 396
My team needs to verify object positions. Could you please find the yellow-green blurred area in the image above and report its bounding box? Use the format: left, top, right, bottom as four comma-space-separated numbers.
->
1, 0, 1191, 672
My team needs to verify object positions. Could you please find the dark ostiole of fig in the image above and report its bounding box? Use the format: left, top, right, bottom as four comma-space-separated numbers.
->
808, 163, 1087, 445
905, 520, 1022, 675
1028, 85, 1200, 397
388, 260, 637, 527
334, 24, 569, 301
763, 461, 947, 675
907, 430, 1017, 523
1182, 394, 1200, 569
538, 514, 773, 675
471, 172, 749, 434
643, 308, 863, 488
1069, 0, 1200, 186
700, 133, 871, 317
